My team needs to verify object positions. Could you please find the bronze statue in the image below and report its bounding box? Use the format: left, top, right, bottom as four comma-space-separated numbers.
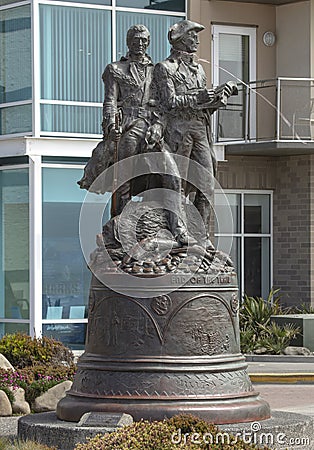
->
78, 21, 238, 269
153, 20, 237, 250
58, 20, 270, 425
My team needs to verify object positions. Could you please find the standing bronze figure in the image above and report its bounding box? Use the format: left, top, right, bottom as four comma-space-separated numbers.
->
153, 20, 237, 249
78, 24, 191, 246
58, 20, 270, 424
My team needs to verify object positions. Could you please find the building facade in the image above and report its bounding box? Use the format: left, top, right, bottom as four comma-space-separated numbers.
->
191, 0, 314, 306
0, 0, 313, 348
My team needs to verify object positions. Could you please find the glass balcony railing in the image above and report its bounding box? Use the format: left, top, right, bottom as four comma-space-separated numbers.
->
214, 77, 314, 144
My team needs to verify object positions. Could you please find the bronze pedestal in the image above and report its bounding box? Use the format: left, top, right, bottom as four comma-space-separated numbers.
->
57, 272, 270, 424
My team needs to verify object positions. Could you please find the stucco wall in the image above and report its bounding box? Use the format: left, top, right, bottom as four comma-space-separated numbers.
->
189, 0, 277, 84
276, 1, 310, 77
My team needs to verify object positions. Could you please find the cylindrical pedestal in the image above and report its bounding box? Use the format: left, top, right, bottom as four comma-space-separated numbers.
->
57, 272, 270, 424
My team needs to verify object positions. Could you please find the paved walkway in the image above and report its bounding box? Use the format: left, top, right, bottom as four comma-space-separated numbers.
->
254, 383, 314, 417
248, 360, 314, 383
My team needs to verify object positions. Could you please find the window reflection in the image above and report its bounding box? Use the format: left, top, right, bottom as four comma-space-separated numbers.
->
0, 169, 29, 330
116, 0, 185, 12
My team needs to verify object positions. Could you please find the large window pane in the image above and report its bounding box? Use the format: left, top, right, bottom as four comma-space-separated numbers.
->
43, 323, 87, 350
0, 169, 29, 324
0, 0, 25, 5
0, 5, 32, 104
0, 322, 29, 338
244, 237, 270, 298
116, 0, 185, 12
215, 192, 272, 298
216, 236, 240, 272
0, 104, 32, 135
217, 33, 249, 141
42, 168, 90, 349
50, 0, 111, 4
41, 104, 101, 135
40, 5, 111, 102
215, 192, 240, 234
117, 11, 181, 62
244, 194, 270, 234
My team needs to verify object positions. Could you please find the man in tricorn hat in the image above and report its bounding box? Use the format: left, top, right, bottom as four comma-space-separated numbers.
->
153, 20, 236, 249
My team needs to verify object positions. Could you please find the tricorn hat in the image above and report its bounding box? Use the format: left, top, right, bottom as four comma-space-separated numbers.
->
168, 20, 204, 45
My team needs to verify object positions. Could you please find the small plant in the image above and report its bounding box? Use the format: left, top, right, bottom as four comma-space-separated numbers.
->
0, 333, 74, 369
240, 289, 300, 354
258, 322, 300, 355
289, 302, 314, 314
0, 364, 75, 406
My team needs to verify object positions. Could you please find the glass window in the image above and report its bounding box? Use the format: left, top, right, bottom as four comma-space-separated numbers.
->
42, 323, 87, 350
40, 5, 111, 102
117, 11, 181, 62
0, 104, 32, 135
0, 169, 29, 326
0, 5, 32, 104
215, 192, 271, 298
212, 25, 256, 142
215, 192, 240, 234
116, 0, 185, 12
50, 0, 111, 4
215, 235, 240, 272
0, 322, 29, 338
0, 0, 26, 5
42, 168, 91, 349
217, 34, 249, 140
244, 237, 270, 297
41, 104, 102, 135
244, 194, 270, 234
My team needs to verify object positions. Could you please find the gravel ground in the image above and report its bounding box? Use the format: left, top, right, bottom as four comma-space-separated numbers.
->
0, 416, 20, 439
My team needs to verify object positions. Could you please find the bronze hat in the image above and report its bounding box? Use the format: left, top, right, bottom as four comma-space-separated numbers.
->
168, 20, 205, 45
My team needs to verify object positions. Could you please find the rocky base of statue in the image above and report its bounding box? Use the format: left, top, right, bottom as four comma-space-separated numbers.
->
57, 265, 270, 424
89, 204, 234, 276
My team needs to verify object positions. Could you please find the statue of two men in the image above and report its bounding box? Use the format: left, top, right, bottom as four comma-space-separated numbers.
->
78, 20, 237, 250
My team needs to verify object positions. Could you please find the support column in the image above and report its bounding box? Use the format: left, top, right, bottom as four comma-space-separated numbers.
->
29, 154, 42, 337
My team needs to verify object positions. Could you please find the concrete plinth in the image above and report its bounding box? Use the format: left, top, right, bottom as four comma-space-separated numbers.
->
18, 411, 314, 450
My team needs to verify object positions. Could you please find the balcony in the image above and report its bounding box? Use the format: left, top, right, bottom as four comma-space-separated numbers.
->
215, 78, 314, 156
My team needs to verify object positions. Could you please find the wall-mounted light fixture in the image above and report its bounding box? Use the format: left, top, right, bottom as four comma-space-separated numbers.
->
263, 31, 276, 47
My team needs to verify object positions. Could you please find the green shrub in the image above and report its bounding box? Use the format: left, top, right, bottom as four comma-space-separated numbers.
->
240, 289, 300, 354
0, 333, 74, 369
74, 414, 271, 450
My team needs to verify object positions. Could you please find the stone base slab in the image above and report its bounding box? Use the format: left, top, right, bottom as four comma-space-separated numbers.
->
18, 411, 314, 450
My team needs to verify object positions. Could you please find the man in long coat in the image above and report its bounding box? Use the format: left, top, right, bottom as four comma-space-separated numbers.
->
153, 20, 235, 249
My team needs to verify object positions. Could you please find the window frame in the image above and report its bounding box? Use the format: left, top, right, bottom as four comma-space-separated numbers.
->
0, 2, 33, 137
215, 189, 273, 299
0, 164, 30, 336
211, 24, 257, 143
0, 0, 186, 139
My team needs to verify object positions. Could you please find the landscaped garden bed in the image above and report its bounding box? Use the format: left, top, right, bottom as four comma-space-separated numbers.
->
0, 333, 75, 416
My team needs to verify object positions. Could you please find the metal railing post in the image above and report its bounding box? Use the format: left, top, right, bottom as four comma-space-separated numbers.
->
276, 78, 281, 141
